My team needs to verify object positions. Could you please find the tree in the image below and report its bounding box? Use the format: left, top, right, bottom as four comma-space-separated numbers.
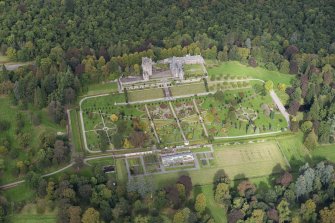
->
68, 206, 81, 223
277, 199, 290, 223
277, 83, 286, 92
288, 100, 300, 116
194, 193, 206, 214
177, 175, 192, 197
237, 180, 256, 197
6, 47, 17, 60
173, 208, 190, 223
110, 114, 118, 122
320, 203, 335, 223
279, 59, 290, 73
300, 199, 316, 222
214, 183, 231, 204
304, 130, 318, 150
81, 208, 99, 223
276, 171, 293, 187
47, 101, 64, 123
264, 80, 274, 92
301, 121, 313, 134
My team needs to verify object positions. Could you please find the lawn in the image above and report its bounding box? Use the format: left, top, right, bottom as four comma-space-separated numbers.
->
10, 203, 57, 223
207, 61, 294, 86
81, 93, 125, 110
69, 110, 83, 152
128, 88, 164, 102
194, 185, 227, 223
3, 183, 35, 202
311, 144, 335, 163
0, 55, 10, 64
151, 141, 288, 187
0, 97, 64, 184
86, 82, 118, 95
276, 133, 310, 167
87, 157, 115, 166
116, 159, 128, 184
184, 64, 205, 78
170, 82, 206, 97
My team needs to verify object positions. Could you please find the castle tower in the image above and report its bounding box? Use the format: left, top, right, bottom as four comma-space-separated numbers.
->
142, 57, 153, 81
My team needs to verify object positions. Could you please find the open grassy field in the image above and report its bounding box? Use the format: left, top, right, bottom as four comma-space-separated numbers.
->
116, 159, 128, 184
311, 144, 335, 163
207, 61, 294, 86
0, 97, 64, 184
69, 110, 83, 152
86, 82, 118, 95
194, 185, 227, 223
150, 141, 288, 187
128, 88, 164, 101
170, 82, 206, 96
10, 203, 57, 223
0, 55, 10, 64
3, 183, 35, 202
184, 64, 205, 77
276, 133, 310, 167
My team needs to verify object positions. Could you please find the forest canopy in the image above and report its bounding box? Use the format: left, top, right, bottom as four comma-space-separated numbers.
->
0, 0, 335, 60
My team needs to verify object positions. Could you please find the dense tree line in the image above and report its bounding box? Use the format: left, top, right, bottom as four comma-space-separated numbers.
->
1, 0, 334, 61
287, 61, 335, 146
0, 169, 214, 223
213, 162, 335, 223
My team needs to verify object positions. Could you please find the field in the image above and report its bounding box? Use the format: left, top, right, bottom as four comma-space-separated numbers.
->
69, 110, 83, 152
0, 55, 10, 64
0, 97, 64, 184
86, 82, 118, 95
311, 144, 335, 163
184, 64, 205, 78
128, 88, 164, 101
149, 141, 288, 187
10, 203, 57, 223
194, 185, 227, 223
170, 82, 206, 96
208, 61, 294, 86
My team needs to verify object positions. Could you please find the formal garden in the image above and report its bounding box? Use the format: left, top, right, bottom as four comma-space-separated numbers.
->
81, 94, 155, 151
198, 87, 288, 137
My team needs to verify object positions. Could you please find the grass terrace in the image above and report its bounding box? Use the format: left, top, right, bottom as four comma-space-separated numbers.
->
170, 82, 206, 97
208, 61, 294, 86
184, 63, 205, 78
128, 88, 164, 102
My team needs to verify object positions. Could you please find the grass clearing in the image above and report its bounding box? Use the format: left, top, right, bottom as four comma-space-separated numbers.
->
170, 82, 206, 96
128, 88, 164, 101
10, 203, 57, 223
116, 159, 128, 184
3, 183, 35, 202
311, 144, 335, 163
208, 61, 294, 86
86, 82, 118, 95
69, 109, 83, 152
0, 97, 64, 184
194, 184, 227, 223
0, 55, 10, 64
276, 133, 309, 167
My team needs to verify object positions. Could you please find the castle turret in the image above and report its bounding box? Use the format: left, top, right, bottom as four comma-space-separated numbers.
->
142, 57, 153, 81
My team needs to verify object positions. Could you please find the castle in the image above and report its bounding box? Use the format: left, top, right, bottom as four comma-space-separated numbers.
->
118, 55, 206, 92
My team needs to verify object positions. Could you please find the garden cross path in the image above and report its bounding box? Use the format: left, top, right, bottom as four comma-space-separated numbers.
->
169, 101, 189, 145
144, 104, 160, 143
192, 98, 209, 137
